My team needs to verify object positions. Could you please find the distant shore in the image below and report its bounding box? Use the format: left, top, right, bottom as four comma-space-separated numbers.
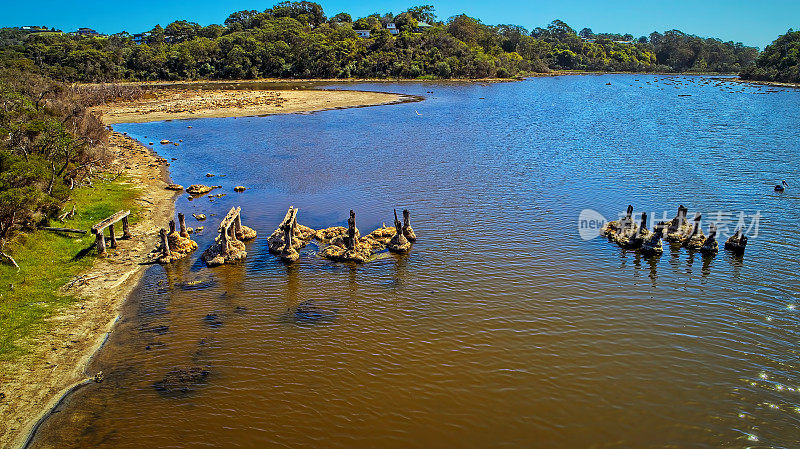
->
96, 87, 416, 124
725, 78, 800, 89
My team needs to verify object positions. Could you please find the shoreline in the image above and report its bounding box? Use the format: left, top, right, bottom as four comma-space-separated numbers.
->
725, 78, 800, 89
1, 132, 176, 449
96, 87, 418, 124
2, 87, 414, 448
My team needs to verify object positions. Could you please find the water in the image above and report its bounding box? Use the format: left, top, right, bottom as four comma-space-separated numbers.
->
29, 75, 800, 448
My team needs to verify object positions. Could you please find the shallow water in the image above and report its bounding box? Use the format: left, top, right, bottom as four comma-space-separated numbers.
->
30, 75, 800, 448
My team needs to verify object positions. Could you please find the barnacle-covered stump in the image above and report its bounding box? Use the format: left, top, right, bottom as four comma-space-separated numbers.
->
665, 205, 691, 242
387, 209, 411, 253
682, 214, 705, 249
402, 209, 417, 242
601, 205, 633, 240
699, 224, 719, 255
640, 222, 666, 256
201, 206, 250, 267
158, 218, 198, 263
319, 210, 374, 263
268, 207, 314, 256
724, 228, 748, 253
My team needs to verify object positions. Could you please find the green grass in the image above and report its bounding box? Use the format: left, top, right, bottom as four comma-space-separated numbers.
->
0, 177, 140, 360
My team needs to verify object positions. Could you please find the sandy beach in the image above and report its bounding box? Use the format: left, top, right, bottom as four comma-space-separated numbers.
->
1, 87, 408, 448
97, 88, 409, 124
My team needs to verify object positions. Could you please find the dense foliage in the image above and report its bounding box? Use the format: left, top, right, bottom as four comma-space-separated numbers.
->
0, 2, 757, 82
0, 62, 117, 239
740, 29, 800, 83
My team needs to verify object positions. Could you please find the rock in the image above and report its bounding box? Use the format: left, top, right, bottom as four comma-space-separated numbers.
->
206, 173, 215, 177
234, 186, 247, 192
186, 184, 221, 195
165, 184, 184, 191
153, 367, 210, 395
160, 139, 171, 145
173, 142, 179, 146
203, 313, 223, 327
292, 300, 337, 324
149, 142, 154, 146
193, 214, 206, 221
196, 226, 204, 232
186, 227, 194, 234
94, 371, 104, 383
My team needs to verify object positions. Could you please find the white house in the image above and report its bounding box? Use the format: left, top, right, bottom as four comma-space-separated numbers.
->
386, 23, 399, 35
354, 29, 371, 38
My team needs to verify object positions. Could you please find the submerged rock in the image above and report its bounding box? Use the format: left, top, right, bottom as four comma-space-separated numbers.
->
234, 186, 247, 192
153, 366, 210, 395
289, 300, 337, 325
724, 228, 748, 253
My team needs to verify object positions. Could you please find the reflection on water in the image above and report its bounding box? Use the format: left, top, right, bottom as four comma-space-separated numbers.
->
30, 75, 800, 449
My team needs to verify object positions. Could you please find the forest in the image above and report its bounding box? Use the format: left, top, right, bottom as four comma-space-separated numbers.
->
739, 29, 800, 83
0, 2, 759, 82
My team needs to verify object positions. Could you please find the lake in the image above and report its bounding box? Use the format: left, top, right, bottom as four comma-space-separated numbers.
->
29, 75, 800, 448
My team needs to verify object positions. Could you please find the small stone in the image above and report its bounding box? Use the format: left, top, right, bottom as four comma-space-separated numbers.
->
193, 214, 206, 221
234, 186, 246, 192
160, 139, 170, 145
206, 173, 215, 177
94, 371, 104, 383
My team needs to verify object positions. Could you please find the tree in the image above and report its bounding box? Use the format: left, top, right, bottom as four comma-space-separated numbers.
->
406, 5, 436, 24
579, 28, 594, 39
329, 13, 351, 23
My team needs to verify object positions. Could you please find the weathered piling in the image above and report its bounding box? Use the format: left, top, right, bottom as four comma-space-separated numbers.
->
178, 213, 189, 238
388, 209, 411, 253
641, 222, 666, 255
402, 209, 417, 242
160, 228, 171, 258
724, 228, 748, 253
700, 224, 719, 255
201, 206, 250, 267
268, 207, 314, 254
683, 213, 705, 249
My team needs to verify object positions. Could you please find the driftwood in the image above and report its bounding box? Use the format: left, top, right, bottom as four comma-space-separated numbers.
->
41, 227, 87, 234
0, 250, 20, 271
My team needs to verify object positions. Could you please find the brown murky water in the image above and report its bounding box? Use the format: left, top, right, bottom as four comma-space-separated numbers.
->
29, 76, 800, 448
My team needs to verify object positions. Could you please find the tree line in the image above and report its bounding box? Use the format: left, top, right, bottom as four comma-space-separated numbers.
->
0, 2, 758, 82
739, 29, 800, 83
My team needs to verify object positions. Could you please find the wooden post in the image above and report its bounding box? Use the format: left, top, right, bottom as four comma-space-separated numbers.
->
169, 220, 176, 234
393, 209, 402, 234
234, 213, 243, 234
160, 228, 171, 257
108, 224, 117, 249
178, 213, 188, 238
95, 232, 106, 255
284, 219, 294, 250
220, 224, 229, 250
121, 216, 132, 239
347, 210, 356, 250
403, 209, 411, 230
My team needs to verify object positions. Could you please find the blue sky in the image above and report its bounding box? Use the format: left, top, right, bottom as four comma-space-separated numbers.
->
3, 0, 797, 49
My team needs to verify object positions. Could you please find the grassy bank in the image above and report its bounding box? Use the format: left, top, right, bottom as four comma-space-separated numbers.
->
0, 176, 139, 360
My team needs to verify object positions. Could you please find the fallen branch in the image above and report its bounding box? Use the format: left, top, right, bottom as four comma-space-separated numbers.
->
41, 227, 87, 234
0, 250, 20, 271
